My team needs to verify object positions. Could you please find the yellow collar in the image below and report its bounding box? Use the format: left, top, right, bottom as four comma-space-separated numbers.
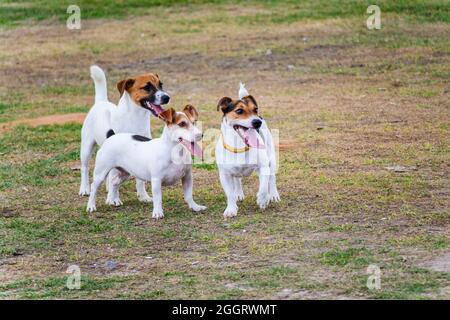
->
221, 133, 250, 153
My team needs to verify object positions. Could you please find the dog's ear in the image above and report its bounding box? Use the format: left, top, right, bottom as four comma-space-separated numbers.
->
217, 97, 233, 113
158, 108, 176, 124
183, 104, 198, 122
242, 95, 258, 108
117, 78, 135, 97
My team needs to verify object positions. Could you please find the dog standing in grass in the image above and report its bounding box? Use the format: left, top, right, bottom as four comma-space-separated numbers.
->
215, 83, 280, 218
79, 65, 170, 204
86, 106, 206, 219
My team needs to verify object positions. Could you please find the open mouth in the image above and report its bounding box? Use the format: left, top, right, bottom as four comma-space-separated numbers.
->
178, 138, 203, 158
233, 125, 265, 149
141, 100, 165, 117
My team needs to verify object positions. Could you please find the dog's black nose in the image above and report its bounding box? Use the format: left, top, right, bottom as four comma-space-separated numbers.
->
161, 95, 170, 104
252, 119, 262, 130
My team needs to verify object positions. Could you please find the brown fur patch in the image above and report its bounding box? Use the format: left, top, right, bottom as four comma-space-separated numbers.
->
117, 73, 162, 106
218, 97, 258, 121
182, 104, 199, 122
174, 112, 190, 127
241, 95, 258, 108
158, 107, 176, 124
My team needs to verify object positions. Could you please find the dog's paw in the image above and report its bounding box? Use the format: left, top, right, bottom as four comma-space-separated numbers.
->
257, 192, 270, 210
79, 185, 90, 196
269, 190, 281, 202
190, 203, 207, 212
105, 197, 123, 207
138, 193, 153, 203
152, 209, 164, 219
86, 204, 96, 213
223, 206, 238, 218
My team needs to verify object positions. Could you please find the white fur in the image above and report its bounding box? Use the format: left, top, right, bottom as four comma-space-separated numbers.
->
91, 65, 107, 103
238, 82, 249, 99
86, 115, 206, 219
215, 84, 280, 218
79, 65, 169, 203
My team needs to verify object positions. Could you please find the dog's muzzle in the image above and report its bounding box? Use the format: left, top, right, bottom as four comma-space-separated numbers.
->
161, 94, 170, 105
251, 118, 262, 130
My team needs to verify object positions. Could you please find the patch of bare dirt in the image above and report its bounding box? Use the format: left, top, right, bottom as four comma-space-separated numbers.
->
0, 113, 86, 133
271, 288, 365, 300
0, 207, 16, 218
417, 253, 450, 272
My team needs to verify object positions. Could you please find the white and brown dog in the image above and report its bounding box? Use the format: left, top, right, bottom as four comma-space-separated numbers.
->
79, 65, 170, 203
215, 83, 280, 218
86, 105, 206, 219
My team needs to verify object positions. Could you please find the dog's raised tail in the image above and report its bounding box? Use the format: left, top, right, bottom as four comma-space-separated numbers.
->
238, 82, 249, 99
90, 65, 108, 103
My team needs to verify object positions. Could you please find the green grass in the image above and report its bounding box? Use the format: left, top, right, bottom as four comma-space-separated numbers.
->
0, 276, 130, 299
193, 162, 217, 171
371, 271, 448, 299
1, 0, 449, 28
320, 248, 372, 267
0, 217, 61, 253
0, 124, 81, 190
39, 84, 91, 96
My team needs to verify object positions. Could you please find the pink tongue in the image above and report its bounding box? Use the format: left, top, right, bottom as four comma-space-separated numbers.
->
241, 128, 265, 149
149, 102, 164, 115
181, 140, 203, 157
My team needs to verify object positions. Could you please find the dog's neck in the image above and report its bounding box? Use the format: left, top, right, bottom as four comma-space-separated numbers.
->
160, 126, 175, 144
112, 92, 151, 136
221, 120, 248, 150
159, 126, 191, 163
117, 92, 150, 117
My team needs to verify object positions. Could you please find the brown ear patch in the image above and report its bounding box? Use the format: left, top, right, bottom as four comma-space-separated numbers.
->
223, 101, 256, 121
183, 104, 199, 122
217, 97, 235, 113
242, 95, 258, 107
158, 108, 176, 124
117, 78, 135, 97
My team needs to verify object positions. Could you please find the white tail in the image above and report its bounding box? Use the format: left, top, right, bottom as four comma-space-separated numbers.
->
238, 82, 249, 99
90, 65, 108, 102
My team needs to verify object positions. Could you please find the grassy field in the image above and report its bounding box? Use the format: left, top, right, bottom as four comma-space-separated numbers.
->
0, 0, 449, 299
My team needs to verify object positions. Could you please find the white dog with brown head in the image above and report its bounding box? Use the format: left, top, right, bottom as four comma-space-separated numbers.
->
79, 65, 171, 203
215, 83, 280, 218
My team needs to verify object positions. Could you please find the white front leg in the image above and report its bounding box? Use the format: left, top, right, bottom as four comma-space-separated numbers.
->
234, 178, 245, 201
269, 174, 280, 202
136, 179, 152, 203
182, 169, 207, 212
219, 172, 238, 218
257, 166, 270, 209
151, 178, 164, 219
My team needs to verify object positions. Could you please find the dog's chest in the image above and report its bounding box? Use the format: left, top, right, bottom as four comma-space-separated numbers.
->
111, 109, 150, 137
226, 164, 258, 177
161, 163, 188, 186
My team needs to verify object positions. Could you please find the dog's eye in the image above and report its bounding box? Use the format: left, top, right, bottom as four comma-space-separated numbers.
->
254, 108, 258, 113
142, 83, 155, 92
159, 82, 163, 89
235, 109, 244, 115
179, 121, 187, 128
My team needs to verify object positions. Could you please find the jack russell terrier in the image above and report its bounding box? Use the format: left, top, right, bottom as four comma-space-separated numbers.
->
86, 105, 207, 219
79, 65, 170, 204
215, 83, 280, 218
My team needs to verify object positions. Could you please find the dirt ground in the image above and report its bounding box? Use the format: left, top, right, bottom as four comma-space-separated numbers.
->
0, 3, 449, 299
